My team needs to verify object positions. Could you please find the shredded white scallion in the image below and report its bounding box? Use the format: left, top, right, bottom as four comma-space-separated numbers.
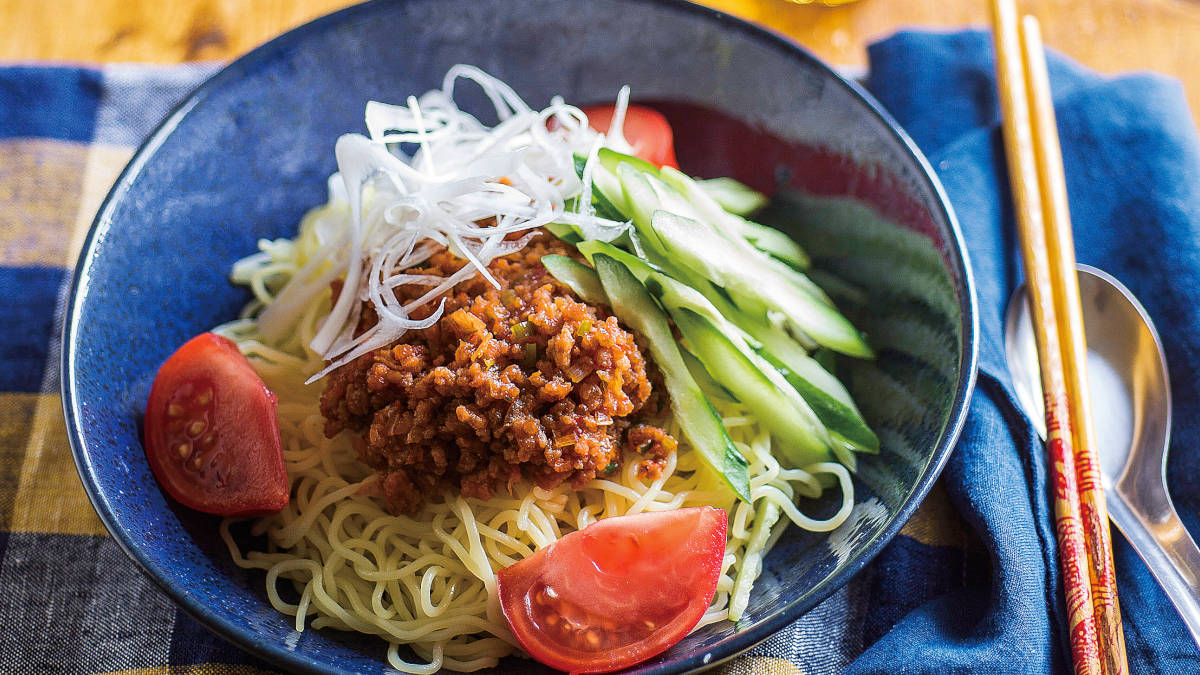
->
240, 66, 633, 382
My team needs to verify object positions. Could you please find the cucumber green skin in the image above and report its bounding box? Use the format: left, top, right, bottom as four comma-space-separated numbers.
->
592, 254, 752, 502
598, 147, 659, 177
680, 344, 737, 404
744, 223, 812, 271
777, 362, 878, 454
696, 176, 768, 217
572, 153, 628, 221
707, 290, 878, 455
651, 211, 874, 359
670, 308, 835, 470
541, 255, 608, 306
617, 163, 668, 254
579, 241, 747, 347
594, 157, 830, 325
660, 166, 810, 271
575, 147, 659, 222
544, 222, 583, 245
577, 239, 660, 279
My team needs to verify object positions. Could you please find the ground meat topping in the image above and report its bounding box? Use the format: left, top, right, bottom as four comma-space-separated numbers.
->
318, 235, 677, 513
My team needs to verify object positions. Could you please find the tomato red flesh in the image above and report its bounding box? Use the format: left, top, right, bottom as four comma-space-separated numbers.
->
498, 506, 727, 674
583, 104, 679, 169
144, 332, 288, 516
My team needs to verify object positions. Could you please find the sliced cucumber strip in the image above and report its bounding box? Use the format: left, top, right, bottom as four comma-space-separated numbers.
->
774, 360, 878, 453
579, 226, 874, 456
541, 255, 607, 306
592, 253, 752, 502
661, 166, 810, 270
671, 307, 834, 469
679, 276, 874, 454
545, 222, 582, 244
697, 176, 768, 216
572, 153, 627, 220
680, 348, 736, 404
616, 163, 669, 255
652, 210, 874, 358
598, 147, 659, 177
577, 240, 762, 351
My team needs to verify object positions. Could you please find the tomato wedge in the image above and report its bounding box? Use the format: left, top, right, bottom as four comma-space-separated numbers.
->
143, 332, 288, 516
583, 104, 680, 169
497, 506, 727, 674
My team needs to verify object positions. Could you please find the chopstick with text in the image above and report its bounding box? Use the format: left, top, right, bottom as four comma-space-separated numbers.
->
990, 1, 1128, 674
1019, 12, 1129, 675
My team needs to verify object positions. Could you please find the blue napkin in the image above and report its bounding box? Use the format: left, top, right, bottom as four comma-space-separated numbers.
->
847, 30, 1200, 674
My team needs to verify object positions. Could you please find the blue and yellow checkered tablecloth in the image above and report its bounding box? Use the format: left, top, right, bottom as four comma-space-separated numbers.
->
6, 29, 1200, 673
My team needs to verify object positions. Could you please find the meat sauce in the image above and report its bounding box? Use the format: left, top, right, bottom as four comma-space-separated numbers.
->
319, 235, 677, 513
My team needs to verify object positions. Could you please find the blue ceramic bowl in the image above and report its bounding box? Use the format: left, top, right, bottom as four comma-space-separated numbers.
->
62, 0, 978, 672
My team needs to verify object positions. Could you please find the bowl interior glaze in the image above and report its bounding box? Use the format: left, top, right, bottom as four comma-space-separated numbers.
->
63, 1, 977, 673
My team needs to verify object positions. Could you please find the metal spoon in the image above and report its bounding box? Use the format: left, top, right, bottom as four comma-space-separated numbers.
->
1005, 263, 1200, 647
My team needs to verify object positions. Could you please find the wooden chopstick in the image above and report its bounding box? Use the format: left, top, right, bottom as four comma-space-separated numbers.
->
989, 1, 1108, 673
1019, 14, 1129, 675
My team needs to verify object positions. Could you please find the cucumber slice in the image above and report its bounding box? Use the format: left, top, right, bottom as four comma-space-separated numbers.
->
670, 307, 834, 469
615, 163, 708, 256
829, 434, 859, 472
572, 153, 627, 220
713, 289, 864, 416
680, 348, 736, 404
541, 255, 607, 306
697, 176, 768, 216
773, 359, 878, 453
652, 211, 874, 358
577, 240, 762, 351
577, 239, 665, 279
598, 147, 659, 177
545, 222, 582, 244
680, 275, 874, 454
744, 222, 814, 271
767, 257, 834, 307
616, 163, 664, 252
661, 167, 810, 270
592, 253, 752, 502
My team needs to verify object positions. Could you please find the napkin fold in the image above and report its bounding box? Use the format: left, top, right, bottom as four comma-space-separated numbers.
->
844, 30, 1200, 674
1, 29, 1198, 675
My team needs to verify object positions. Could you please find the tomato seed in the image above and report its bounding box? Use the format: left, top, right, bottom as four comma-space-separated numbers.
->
195, 388, 212, 406
543, 612, 559, 627
191, 454, 203, 470
175, 442, 191, 458
167, 403, 184, 418
187, 420, 206, 436
584, 629, 601, 648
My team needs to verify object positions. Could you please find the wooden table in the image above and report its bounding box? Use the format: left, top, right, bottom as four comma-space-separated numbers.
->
4, 0, 1199, 125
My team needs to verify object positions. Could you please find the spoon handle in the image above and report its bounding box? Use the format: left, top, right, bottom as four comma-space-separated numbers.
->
1108, 490, 1200, 646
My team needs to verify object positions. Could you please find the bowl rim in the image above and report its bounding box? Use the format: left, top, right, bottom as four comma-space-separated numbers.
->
60, 0, 980, 672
